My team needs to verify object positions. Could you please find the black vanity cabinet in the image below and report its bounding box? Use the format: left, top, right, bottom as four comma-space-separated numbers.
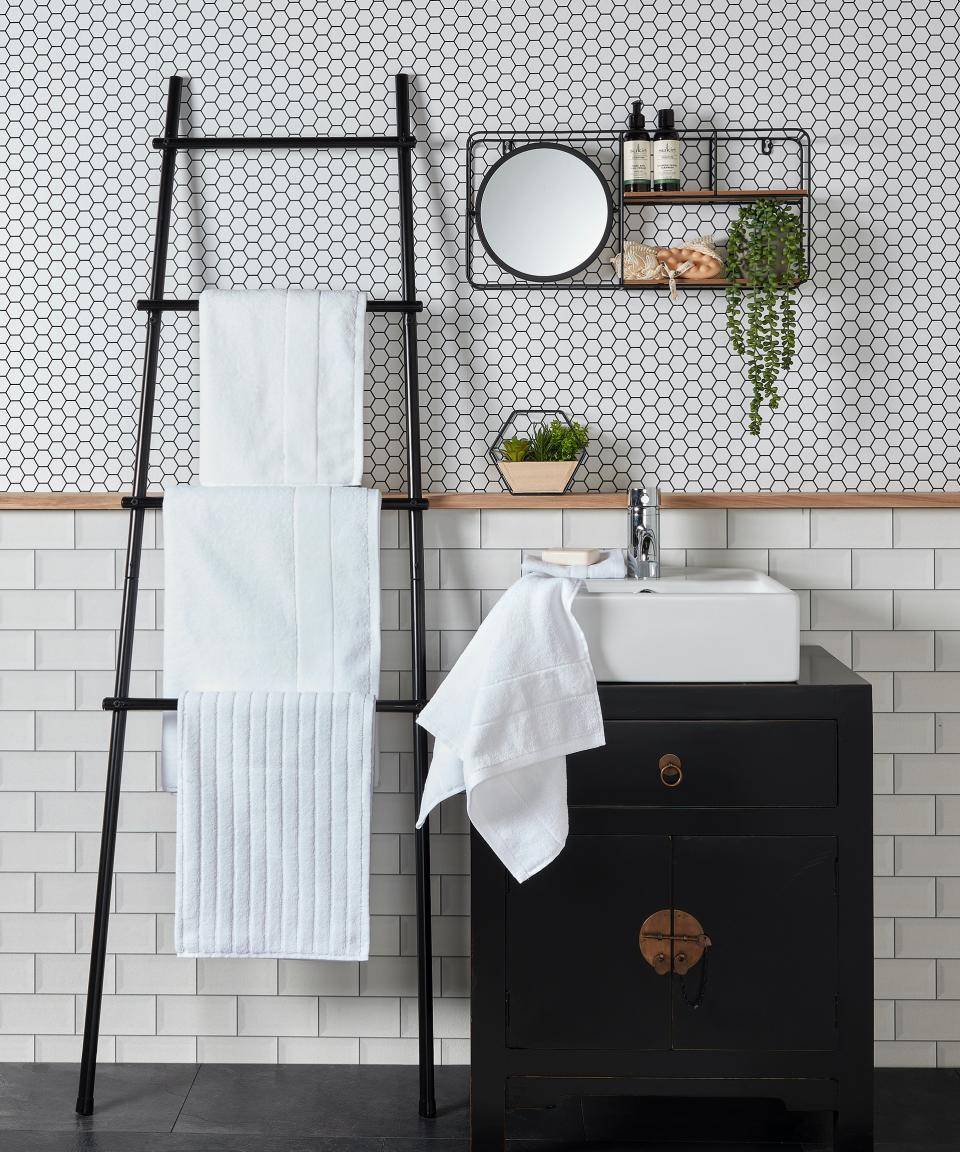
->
471, 647, 873, 1152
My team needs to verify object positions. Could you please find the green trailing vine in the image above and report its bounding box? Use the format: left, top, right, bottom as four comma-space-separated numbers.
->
726, 199, 805, 436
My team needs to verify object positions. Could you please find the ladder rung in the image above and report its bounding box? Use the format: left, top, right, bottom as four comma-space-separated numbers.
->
103, 697, 175, 711
122, 496, 164, 509
153, 135, 416, 152
103, 697, 425, 713
136, 299, 422, 314
121, 495, 428, 511
383, 498, 430, 511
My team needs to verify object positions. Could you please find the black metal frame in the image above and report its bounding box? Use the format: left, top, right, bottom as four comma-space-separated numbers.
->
474, 141, 614, 282
488, 407, 588, 495
466, 128, 812, 291
76, 72, 437, 1121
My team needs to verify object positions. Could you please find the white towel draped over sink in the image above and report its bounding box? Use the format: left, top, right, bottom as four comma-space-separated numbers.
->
416, 574, 605, 883
175, 690, 374, 961
161, 484, 380, 791
199, 288, 367, 487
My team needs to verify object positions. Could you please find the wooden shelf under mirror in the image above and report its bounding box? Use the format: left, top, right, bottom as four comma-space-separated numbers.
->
624, 187, 808, 205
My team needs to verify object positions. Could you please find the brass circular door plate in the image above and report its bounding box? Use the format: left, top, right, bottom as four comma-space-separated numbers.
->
659, 753, 683, 787
639, 909, 711, 976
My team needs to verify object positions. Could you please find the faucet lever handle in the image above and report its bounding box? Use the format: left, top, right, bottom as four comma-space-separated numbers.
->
628, 482, 660, 508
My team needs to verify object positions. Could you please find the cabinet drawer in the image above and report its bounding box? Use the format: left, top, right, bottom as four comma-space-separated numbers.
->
569, 720, 837, 807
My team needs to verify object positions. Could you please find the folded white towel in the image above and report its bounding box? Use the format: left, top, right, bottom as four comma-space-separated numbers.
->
415, 575, 605, 882
161, 485, 380, 790
175, 690, 374, 960
199, 289, 366, 486
522, 549, 627, 579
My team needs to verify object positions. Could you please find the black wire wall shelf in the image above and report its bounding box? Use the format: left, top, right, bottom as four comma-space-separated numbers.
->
466, 128, 812, 291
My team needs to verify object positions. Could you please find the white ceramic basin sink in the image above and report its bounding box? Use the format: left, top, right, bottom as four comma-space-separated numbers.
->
571, 567, 800, 682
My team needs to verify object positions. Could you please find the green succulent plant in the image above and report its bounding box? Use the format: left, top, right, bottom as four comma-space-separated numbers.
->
526, 425, 556, 462
499, 419, 589, 463
504, 419, 587, 463
500, 436, 530, 462
547, 418, 588, 461
725, 199, 806, 436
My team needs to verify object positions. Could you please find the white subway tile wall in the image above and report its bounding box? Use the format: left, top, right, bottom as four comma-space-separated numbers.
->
1, 507, 960, 1067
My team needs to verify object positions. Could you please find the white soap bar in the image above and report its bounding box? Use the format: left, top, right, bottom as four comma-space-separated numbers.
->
541, 548, 603, 567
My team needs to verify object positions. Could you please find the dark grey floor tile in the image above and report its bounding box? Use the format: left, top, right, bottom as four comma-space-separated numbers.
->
379, 1143, 466, 1152
0, 1065, 199, 1133
875, 1068, 960, 1145
174, 1065, 468, 1140
0, 1133, 395, 1152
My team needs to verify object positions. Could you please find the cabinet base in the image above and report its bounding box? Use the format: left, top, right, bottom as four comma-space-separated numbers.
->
470, 1077, 873, 1152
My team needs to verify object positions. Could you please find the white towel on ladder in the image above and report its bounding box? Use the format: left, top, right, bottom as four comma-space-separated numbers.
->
161, 484, 380, 790
175, 690, 374, 960
199, 289, 366, 486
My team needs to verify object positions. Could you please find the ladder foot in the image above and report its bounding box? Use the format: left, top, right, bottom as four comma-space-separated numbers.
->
76, 1096, 94, 1117
419, 1097, 437, 1119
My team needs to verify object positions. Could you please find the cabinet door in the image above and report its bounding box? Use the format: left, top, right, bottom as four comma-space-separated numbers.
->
672, 836, 838, 1052
506, 835, 671, 1050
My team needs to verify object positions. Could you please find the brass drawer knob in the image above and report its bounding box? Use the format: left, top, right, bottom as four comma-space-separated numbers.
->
659, 753, 683, 787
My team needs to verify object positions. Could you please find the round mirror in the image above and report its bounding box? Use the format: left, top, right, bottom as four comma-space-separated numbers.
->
475, 143, 613, 281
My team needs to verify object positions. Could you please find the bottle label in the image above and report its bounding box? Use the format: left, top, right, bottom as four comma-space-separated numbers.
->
624, 139, 651, 185
653, 139, 681, 182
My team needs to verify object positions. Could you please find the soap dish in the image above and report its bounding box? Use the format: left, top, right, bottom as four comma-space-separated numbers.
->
541, 548, 603, 566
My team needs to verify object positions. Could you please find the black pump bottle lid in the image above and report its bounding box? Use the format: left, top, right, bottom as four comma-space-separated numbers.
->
657, 108, 675, 129
628, 100, 645, 130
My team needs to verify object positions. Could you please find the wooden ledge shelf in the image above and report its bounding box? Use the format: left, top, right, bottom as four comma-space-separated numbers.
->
624, 277, 731, 288
426, 492, 960, 509
624, 188, 807, 204
5, 491, 960, 511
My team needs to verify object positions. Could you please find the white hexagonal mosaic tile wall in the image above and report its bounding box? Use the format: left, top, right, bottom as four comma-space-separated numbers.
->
1, 1, 955, 492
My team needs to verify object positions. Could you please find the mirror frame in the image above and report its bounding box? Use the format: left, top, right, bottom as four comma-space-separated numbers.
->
474, 142, 614, 283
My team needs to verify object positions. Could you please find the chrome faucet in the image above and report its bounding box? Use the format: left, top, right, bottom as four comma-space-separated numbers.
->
627, 483, 660, 580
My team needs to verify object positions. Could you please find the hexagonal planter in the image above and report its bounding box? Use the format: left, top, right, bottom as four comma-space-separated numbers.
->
497, 459, 579, 493
489, 408, 587, 495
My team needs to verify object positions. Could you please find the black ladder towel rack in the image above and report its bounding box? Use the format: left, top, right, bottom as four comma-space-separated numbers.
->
76, 73, 436, 1120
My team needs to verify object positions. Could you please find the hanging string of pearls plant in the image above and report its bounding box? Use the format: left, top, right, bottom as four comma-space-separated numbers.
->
725, 199, 807, 436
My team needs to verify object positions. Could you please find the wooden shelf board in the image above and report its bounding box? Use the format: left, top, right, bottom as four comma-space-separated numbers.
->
5, 491, 960, 511
0, 492, 134, 509
623, 277, 730, 287
623, 277, 806, 290
624, 188, 807, 203
426, 492, 960, 509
